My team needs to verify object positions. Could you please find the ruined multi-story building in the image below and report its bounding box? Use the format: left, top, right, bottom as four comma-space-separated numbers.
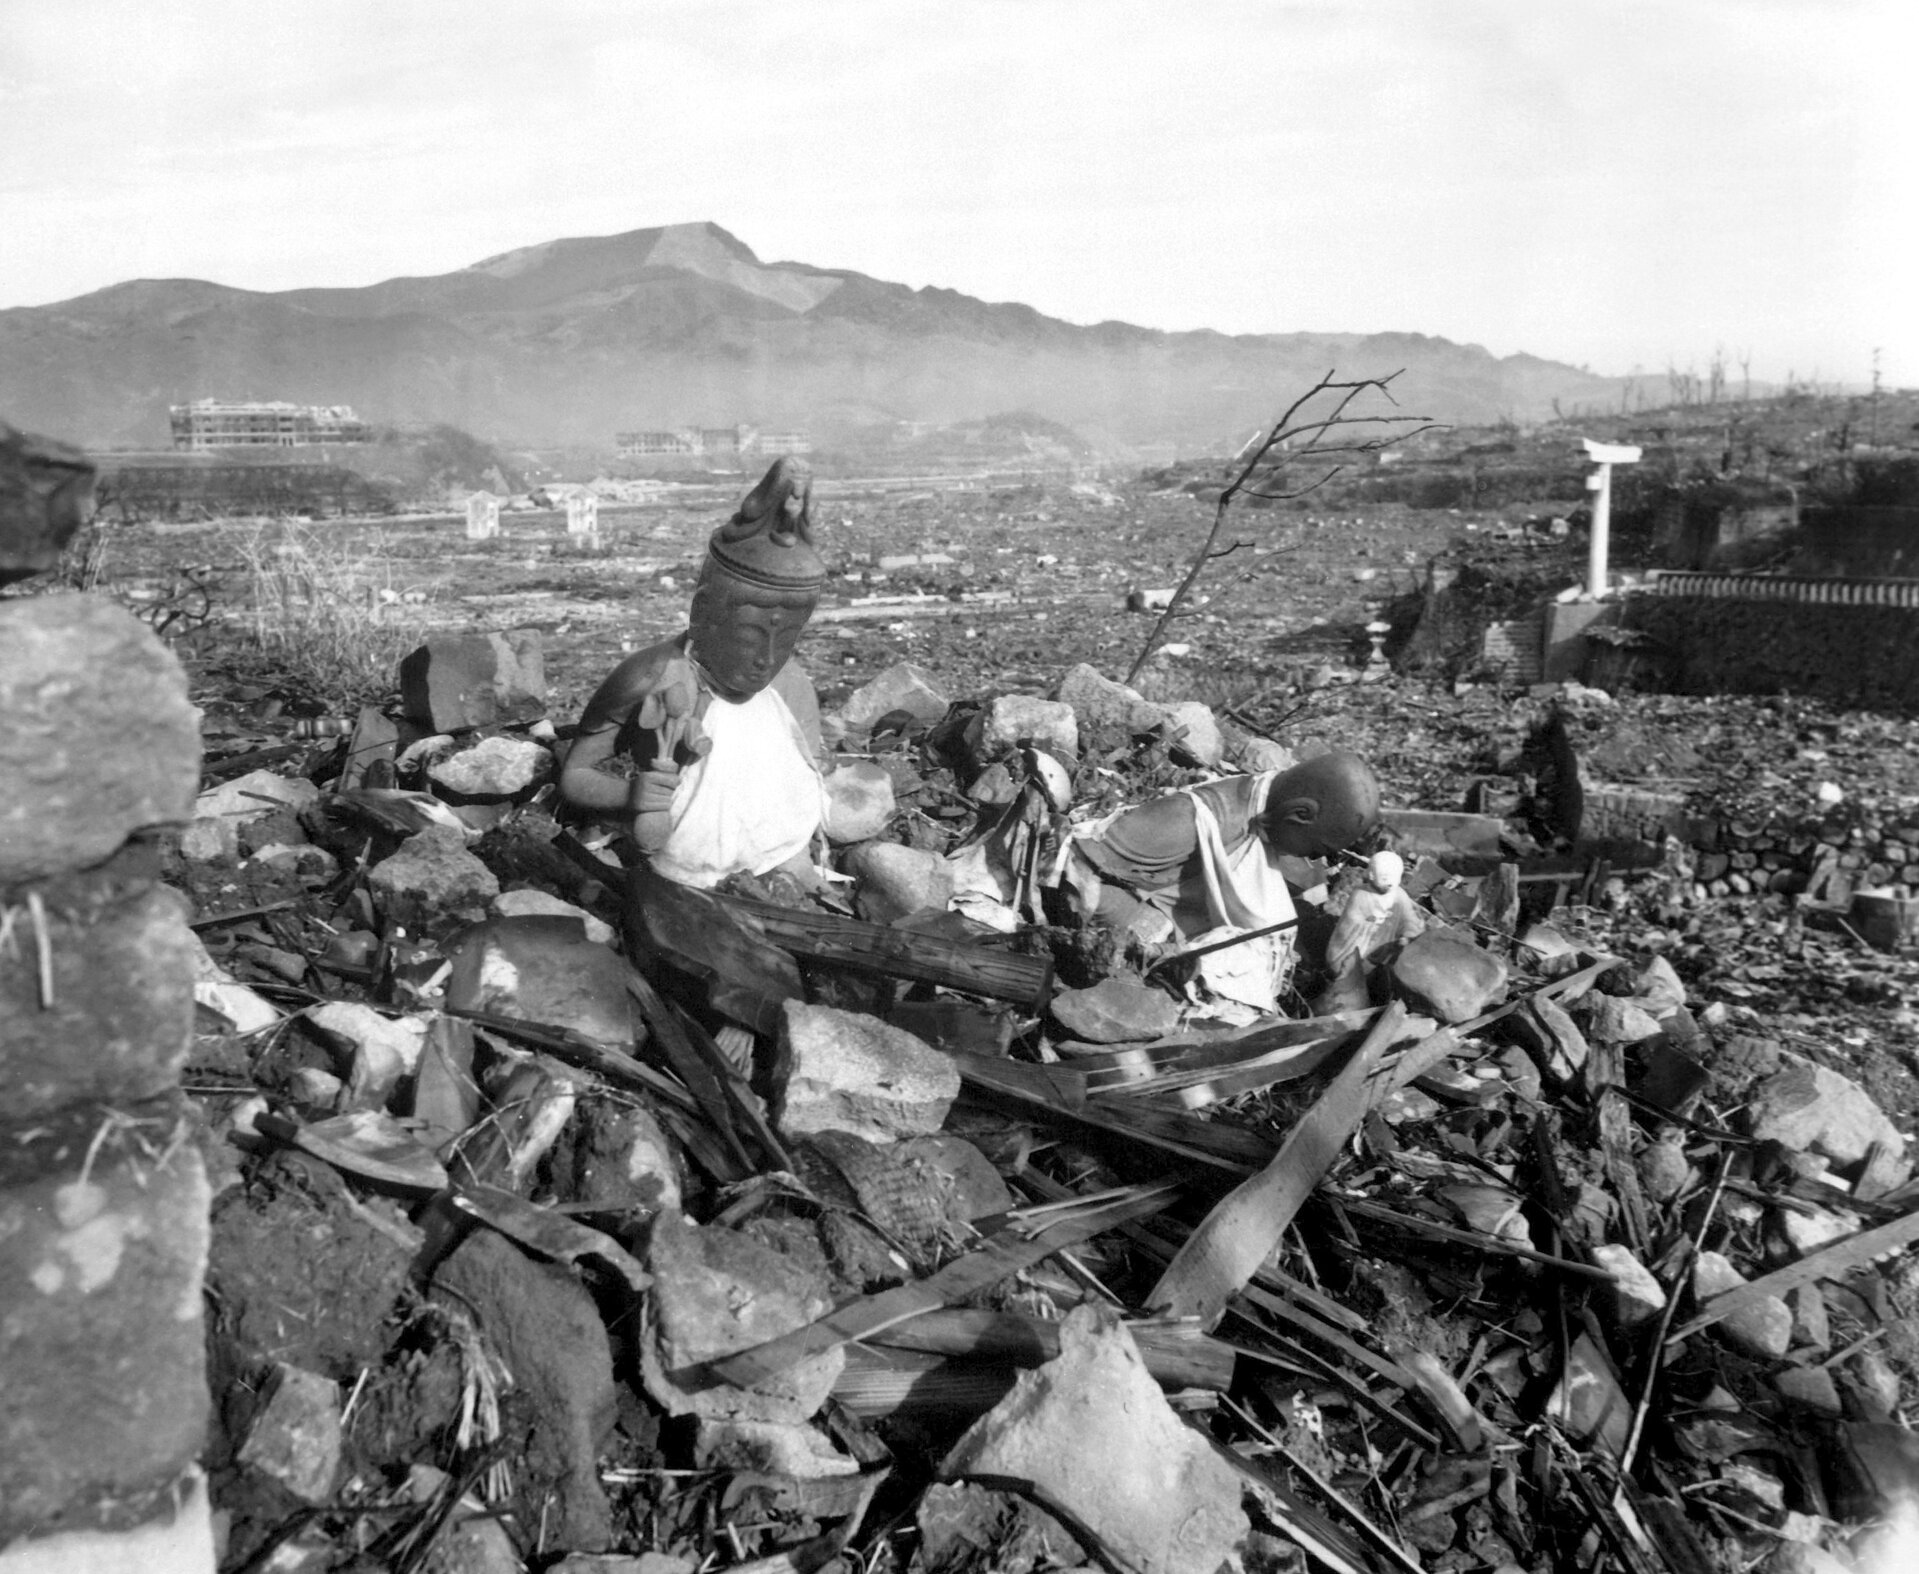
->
614, 424, 812, 461
168, 399, 370, 451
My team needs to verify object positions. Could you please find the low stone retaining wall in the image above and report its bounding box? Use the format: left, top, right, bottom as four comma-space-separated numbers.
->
1623, 573, 1919, 712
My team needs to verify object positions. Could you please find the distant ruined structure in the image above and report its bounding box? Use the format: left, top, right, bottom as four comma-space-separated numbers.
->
169, 398, 369, 451
615, 424, 811, 463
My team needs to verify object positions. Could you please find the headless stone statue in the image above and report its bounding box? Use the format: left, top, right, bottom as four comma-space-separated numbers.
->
1067, 750, 1383, 944
559, 458, 828, 888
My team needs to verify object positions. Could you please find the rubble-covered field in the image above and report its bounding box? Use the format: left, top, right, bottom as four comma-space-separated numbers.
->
75, 471, 1919, 1574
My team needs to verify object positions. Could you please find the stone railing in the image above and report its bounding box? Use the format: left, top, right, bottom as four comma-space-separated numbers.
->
1645, 570, 1919, 609
0, 423, 215, 1568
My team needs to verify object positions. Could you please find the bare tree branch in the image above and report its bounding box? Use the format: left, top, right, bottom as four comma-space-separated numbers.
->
1123, 371, 1444, 687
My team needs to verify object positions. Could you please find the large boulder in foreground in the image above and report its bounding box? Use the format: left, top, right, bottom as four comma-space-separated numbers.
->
1390, 930, 1509, 1023
940, 1304, 1248, 1574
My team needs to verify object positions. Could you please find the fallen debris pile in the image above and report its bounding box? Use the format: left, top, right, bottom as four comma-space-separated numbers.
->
168, 643, 1919, 1574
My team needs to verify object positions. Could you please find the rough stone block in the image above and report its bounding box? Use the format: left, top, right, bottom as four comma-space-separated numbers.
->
427, 736, 552, 801
1748, 1059, 1907, 1170
939, 1304, 1247, 1574
1390, 930, 1509, 1023
367, 826, 500, 925
643, 1213, 842, 1424
0, 1103, 210, 1544
0, 422, 95, 587
399, 630, 546, 732
1, 883, 196, 1118
1050, 976, 1182, 1045
965, 695, 1078, 764
833, 662, 950, 739
443, 915, 638, 1047
775, 1002, 960, 1143
235, 1364, 341, 1504
0, 597, 198, 883
1054, 663, 1166, 734
1163, 700, 1224, 767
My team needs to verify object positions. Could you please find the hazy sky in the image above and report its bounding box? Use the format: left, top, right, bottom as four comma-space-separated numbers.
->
3, 0, 1908, 385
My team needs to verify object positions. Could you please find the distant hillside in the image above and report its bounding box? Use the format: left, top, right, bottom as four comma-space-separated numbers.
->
0, 221, 1631, 450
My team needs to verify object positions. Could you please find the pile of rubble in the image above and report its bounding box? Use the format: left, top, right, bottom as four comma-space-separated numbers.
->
154, 627, 1919, 1574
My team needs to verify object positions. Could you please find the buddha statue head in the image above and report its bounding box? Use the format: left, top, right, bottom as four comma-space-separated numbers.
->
687, 457, 826, 700
1257, 750, 1383, 860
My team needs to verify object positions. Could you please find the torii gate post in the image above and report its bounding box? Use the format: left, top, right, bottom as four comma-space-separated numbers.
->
1582, 438, 1642, 595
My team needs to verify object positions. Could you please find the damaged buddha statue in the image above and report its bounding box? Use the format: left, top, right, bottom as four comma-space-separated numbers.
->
559, 457, 828, 889
1062, 751, 1383, 1012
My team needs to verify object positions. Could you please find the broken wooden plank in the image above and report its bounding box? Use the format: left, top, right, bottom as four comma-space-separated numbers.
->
718, 891, 1055, 1007
1666, 1201, 1919, 1346
708, 1183, 1182, 1388
1146, 1003, 1409, 1326
866, 1307, 1237, 1393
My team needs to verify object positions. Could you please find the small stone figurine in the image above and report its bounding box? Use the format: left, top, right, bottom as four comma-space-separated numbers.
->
558, 458, 828, 889
1314, 849, 1427, 1014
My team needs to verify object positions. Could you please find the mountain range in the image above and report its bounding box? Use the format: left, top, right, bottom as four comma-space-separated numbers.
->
0, 222, 1627, 452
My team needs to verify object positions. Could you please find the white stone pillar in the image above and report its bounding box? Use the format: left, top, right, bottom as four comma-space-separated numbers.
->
465, 492, 499, 541
1581, 439, 1641, 596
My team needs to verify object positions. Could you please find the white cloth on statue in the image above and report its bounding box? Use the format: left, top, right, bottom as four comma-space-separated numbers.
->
1179, 777, 1296, 1014
648, 684, 826, 889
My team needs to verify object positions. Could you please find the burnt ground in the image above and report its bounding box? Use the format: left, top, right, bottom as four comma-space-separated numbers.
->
62, 471, 1919, 1571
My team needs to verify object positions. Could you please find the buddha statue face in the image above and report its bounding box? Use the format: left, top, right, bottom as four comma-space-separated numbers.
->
686, 456, 825, 699
687, 579, 815, 700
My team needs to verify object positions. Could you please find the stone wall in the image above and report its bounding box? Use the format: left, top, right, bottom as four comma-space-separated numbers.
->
1623, 579, 1919, 713
0, 425, 215, 1569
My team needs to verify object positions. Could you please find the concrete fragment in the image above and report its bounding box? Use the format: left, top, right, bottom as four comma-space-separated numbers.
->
400, 629, 546, 732
1694, 1250, 1793, 1358
834, 661, 949, 739
1847, 1348, 1902, 1421
939, 1304, 1247, 1574
1749, 1060, 1907, 1170
1050, 976, 1182, 1045
1549, 1331, 1631, 1456
1164, 700, 1224, 766
775, 1003, 960, 1143
1632, 954, 1688, 1018
443, 915, 638, 1047
643, 1213, 843, 1424
4, 884, 197, 1119
1222, 728, 1296, 774
1777, 1205, 1862, 1256
302, 1002, 428, 1110
0, 597, 199, 883
1593, 1243, 1667, 1328
1586, 995, 1665, 1047
965, 695, 1078, 764
1790, 1283, 1831, 1353
427, 734, 552, 799
0, 422, 95, 584
433, 1230, 616, 1552
844, 841, 956, 924
367, 826, 501, 924
1638, 1127, 1693, 1203
823, 760, 897, 844
0, 1109, 211, 1543
236, 1363, 341, 1503
1054, 663, 1166, 733
491, 888, 616, 944
562, 1098, 682, 1226
182, 768, 321, 863
1775, 1366, 1843, 1415
1390, 930, 1509, 1023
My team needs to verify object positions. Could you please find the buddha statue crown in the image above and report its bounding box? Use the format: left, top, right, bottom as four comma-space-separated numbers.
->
701, 457, 825, 597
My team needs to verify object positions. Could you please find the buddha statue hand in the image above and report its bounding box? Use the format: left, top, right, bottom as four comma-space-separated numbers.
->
628, 659, 710, 851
